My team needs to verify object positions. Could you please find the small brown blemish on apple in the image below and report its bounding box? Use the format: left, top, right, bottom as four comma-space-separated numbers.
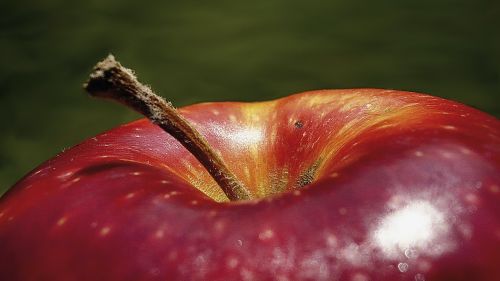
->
227, 257, 239, 269
294, 120, 303, 128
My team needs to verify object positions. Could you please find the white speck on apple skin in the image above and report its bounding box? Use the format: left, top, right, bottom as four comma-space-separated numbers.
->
213, 220, 226, 234
351, 273, 369, 281
125, 192, 135, 199
414, 151, 424, 157
440, 150, 454, 159
56, 216, 67, 226
325, 233, 338, 247
464, 193, 480, 205
154, 229, 164, 239
258, 229, 275, 241
441, 125, 457, 130
240, 267, 255, 281
57, 171, 73, 180
99, 226, 111, 236
131, 172, 142, 176
226, 257, 239, 269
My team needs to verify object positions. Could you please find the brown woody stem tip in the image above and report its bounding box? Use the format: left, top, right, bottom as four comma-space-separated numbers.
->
84, 54, 251, 201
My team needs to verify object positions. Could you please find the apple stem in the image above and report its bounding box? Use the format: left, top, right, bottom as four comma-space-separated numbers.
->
83, 54, 252, 201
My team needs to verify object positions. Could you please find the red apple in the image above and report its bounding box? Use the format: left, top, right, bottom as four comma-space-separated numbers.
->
0, 57, 499, 281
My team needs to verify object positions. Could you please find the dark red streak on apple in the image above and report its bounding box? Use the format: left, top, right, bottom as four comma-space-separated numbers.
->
0, 57, 499, 281
84, 55, 251, 201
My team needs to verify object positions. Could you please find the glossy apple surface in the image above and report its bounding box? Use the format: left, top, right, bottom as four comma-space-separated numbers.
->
0, 89, 499, 281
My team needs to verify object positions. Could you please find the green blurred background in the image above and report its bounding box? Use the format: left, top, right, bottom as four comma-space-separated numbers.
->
1, 0, 499, 194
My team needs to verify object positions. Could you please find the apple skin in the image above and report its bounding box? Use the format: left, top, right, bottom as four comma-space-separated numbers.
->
0, 89, 499, 281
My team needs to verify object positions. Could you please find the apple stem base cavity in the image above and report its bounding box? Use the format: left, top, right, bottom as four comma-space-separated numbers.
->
84, 55, 251, 201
